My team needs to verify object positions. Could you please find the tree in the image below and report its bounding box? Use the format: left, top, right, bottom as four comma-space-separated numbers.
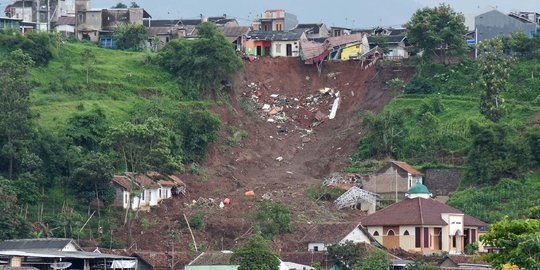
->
157, 22, 243, 94
0, 177, 30, 240
355, 108, 407, 160
129, 2, 139, 8
181, 110, 222, 162
0, 50, 34, 179
65, 108, 109, 151
480, 212, 540, 270
231, 234, 280, 270
105, 117, 181, 173
253, 200, 291, 239
355, 249, 390, 270
463, 122, 532, 185
70, 152, 115, 206
327, 241, 367, 270
115, 23, 147, 51
477, 37, 513, 122
112, 2, 127, 8
80, 48, 96, 84
404, 4, 467, 64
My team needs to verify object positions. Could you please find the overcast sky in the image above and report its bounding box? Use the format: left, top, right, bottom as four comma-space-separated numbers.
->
91, 0, 540, 29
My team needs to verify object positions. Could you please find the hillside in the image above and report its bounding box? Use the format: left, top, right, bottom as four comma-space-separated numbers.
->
2, 35, 538, 257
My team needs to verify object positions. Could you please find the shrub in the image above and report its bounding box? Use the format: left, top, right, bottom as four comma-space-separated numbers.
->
253, 200, 291, 239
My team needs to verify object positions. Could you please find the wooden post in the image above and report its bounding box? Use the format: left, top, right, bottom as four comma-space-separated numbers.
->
183, 214, 198, 252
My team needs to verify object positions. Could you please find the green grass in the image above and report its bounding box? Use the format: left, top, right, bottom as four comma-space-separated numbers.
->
448, 171, 540, 224
29, 42, 188, 130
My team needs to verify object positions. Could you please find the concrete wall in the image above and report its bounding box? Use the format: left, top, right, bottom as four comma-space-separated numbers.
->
476, 10, 537, 42
272, 40, 300, 57
56, 24, 75, 36
77, 10, 101, 31
424, 168, 463, 196
399, 226, 416, 251
340, 227, 372, 244
308, 242, 326, 251
363, 165, 409, 195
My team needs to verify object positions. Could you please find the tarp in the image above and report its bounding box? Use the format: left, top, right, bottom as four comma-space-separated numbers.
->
111, 260, 137, 269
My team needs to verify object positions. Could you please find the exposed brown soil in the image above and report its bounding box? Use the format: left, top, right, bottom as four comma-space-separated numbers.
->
115, 58, 415, 253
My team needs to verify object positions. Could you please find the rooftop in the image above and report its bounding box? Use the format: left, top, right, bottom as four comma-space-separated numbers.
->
360, 197, 487, 227
188, 251, 235, 266
300, 222, 370, 243
0, 239, 77, 251
247, 30, 304, 41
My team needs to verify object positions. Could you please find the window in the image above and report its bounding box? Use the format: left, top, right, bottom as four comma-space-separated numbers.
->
403, 230, 410, 236
415, 227, 421, 248
373, 231, 379, 236
452, 235, 457, 248
471, 229, 477, 243
424, 228, 429, 248
159, 189, 162, 198
149, 191, 152, 202
141, 190, 145, 200
387, 230, 395, 236
313, 246, 319, 251
124, 193, 128, 204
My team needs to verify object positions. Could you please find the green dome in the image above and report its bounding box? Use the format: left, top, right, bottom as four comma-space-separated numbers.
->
407, 182, 430, 194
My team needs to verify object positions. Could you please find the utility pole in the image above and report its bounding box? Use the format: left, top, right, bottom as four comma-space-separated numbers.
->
47, 0, 50, 32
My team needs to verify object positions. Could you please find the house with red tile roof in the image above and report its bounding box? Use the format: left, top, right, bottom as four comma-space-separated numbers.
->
362, 160, 424, 202
360, 183, 488, 255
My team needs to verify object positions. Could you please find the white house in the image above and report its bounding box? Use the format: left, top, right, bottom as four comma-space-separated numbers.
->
112, 172, 182, 211
54, 16, 76, 37
300, 223, 376, 252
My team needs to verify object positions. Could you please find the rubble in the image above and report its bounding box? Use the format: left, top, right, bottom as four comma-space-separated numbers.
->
241, 81, 342, 130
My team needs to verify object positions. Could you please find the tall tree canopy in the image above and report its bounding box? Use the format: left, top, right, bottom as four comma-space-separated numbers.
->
477, 37, 513, 122
105, 117, 181, 173
231, 235, 280, 270
404, 4, 467, 64
115, 23, 147, 51
157, 22, 243, 94
70, 152, 115, 206
481, 208, 540, 269
0, 50, 34, 178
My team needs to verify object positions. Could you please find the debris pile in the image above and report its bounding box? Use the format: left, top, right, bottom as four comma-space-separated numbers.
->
241, 81, 342, 130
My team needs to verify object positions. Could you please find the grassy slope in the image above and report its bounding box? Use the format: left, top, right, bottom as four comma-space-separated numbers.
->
30, 42, 184, 130
378, 60, 540, 223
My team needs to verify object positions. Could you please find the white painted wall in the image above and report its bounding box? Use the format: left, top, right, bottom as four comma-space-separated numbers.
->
399, 225, 416, 251
366, 226, 383, 243
62, 242, 79, 251
340, 227, 372, 244
307, 242, 325, 251
272, 40, 300, 57
55, 25, 75, 35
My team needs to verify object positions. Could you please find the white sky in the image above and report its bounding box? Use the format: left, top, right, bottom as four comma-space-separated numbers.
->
90, 0, 540, 29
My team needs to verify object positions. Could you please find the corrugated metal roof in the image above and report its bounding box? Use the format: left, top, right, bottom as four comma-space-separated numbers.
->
0, 239, 75, 251
0, 250, 135, 259
247, 30, 303, 41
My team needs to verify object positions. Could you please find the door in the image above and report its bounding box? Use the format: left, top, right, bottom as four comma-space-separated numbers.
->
256, 46, 262, 56
286, 44, 292, 57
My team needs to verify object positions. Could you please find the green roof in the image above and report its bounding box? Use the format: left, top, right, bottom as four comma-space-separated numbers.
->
407, 182, 430, 194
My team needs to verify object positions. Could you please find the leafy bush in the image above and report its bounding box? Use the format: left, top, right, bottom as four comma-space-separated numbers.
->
306, 184, 344, 201
115, 24, 147, 51
253, 200, 291, 239
0, 30, 55, 66
189, 212, 205, 230
156, 22, 243, 94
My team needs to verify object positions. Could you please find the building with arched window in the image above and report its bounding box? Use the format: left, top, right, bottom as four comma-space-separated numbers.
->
360, 183, 487, 254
